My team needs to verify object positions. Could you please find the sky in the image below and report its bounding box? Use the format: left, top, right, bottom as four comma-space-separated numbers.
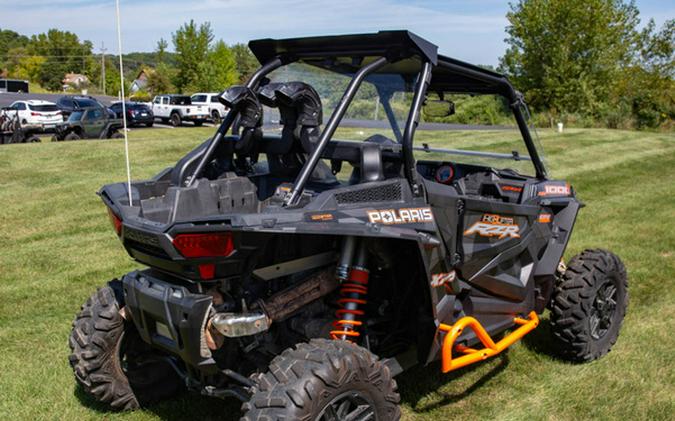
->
1, 0, 673, 66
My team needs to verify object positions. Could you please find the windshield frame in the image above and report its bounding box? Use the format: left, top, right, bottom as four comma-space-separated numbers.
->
187, 52, 548, 197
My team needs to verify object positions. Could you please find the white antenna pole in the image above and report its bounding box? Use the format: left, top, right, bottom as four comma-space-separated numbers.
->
115, 0, 132, 206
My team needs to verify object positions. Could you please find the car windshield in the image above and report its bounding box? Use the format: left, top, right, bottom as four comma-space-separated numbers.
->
68, 111, 84, 122
129, 103, 148, 110
29, 104, 59, 112
75, 98, 98, 108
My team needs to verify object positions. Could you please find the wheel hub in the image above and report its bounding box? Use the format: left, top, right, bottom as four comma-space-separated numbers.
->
317, 391, 376, 421
589, 281, 617, 340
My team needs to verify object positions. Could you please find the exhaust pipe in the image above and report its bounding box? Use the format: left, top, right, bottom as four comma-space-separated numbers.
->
206, 268, 338, 346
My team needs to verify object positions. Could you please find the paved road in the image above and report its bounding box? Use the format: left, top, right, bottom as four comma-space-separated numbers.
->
0, 92, 118, 107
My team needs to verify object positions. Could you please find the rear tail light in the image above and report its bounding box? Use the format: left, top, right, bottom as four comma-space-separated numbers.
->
172, 233, 235, 258
107, 208, 122, 236
31, 112, 40, 116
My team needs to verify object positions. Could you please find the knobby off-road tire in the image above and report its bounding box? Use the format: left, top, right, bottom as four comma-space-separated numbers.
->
550, 249, 628, 362
64, 132, 81, 141
69, 283, 182, 410
242, 339, 400, 421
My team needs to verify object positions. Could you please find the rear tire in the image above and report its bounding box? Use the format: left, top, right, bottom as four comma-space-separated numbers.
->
64, 132, 81, 141
170, 113, 181, 127
550, 249, 628, 362
110, 132, 124, 139
211, 110, 221, 123
242, 339, 400, 421
68, 283, 183, 410
26, 135, 41, 143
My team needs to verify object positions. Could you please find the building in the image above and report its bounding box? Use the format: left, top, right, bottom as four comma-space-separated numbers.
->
130, 68, 152, 93
62, 73, 89, 90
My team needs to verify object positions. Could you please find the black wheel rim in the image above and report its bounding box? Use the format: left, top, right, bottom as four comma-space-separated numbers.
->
317, 391, 376, 421
589, 281, 617, 340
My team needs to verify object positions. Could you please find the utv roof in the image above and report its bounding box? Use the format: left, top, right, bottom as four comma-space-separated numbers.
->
249, 30, 515, 96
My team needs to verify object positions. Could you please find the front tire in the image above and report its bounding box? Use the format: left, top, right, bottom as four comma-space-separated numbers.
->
550, 249, 628, 362
64, 132, 81, 141
68, 283, 182, 410
242, 339, 400, 421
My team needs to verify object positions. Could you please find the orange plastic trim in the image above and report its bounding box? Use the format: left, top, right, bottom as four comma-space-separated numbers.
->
438, 311, 539, 373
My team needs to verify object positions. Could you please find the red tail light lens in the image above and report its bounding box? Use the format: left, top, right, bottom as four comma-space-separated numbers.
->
172, 233, 235, 258
107, 208, 122, 236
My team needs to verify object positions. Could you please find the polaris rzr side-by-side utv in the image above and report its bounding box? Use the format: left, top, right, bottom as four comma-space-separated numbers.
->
69, 31, 628, 420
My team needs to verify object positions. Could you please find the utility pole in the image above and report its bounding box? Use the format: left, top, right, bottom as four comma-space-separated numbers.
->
100, 42, 107, 95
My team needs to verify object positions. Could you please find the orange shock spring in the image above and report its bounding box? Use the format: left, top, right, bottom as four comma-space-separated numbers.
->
330, 267, 369, 341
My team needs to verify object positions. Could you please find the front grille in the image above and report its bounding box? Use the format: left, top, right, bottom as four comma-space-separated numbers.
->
334, 182, 402, 204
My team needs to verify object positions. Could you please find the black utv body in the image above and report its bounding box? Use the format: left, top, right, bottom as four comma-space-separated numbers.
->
70, 31, 627, 420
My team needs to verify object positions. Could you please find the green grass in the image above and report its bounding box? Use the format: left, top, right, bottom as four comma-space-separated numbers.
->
0, 127, 673, 420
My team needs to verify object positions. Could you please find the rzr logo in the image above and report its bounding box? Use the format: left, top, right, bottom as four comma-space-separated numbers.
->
464, 213, 520, 239
367, 207, 434, 225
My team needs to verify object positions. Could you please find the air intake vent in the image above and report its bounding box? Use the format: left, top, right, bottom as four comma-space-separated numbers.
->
334, 182, 402, 204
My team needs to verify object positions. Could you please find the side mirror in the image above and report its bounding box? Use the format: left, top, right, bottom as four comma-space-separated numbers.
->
423, 100, 455, 118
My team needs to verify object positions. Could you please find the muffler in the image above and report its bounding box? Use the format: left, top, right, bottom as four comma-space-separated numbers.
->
206, 268, 337, 347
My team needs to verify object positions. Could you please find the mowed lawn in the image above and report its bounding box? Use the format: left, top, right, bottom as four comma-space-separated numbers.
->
0, 127, 673, 420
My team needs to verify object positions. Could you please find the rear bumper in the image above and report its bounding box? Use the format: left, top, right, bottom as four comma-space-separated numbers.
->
122, 270, 218, 373
182, 114, 208, 121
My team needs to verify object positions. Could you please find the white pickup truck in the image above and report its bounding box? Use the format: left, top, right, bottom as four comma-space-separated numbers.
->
190, 93, 229, 123
151, 95, 209, 127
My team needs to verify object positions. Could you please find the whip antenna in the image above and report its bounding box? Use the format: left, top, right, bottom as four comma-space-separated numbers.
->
115, 0, 132, 205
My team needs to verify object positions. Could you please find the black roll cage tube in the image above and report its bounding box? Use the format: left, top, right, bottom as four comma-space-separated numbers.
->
187, 58, 284, 187
435, 60, 547, 179
402, 61, 433, 195
284, 56, 389, 206
188, 54, 547, 192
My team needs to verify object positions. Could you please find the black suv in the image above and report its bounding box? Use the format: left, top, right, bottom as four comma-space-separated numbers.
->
56, 95, 115, 119
110, 102, 154, 127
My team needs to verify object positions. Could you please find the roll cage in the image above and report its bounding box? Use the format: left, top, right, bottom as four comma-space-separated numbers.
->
188, 30, 547, 205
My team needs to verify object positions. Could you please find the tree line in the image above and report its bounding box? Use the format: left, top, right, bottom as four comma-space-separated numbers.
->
0, 0, 672, 130
0, 21, 257, 98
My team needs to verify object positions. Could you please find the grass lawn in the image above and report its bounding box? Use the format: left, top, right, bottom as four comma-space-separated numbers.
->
0, 127, 673, 420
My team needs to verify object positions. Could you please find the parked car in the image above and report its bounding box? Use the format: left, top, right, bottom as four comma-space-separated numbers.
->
151, 95, 209, 126
51, 106, 123, 141
190, 92, 228, 123
110, 102, 154, 127
56, 95, 115, 119
4, 100, 62, 132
